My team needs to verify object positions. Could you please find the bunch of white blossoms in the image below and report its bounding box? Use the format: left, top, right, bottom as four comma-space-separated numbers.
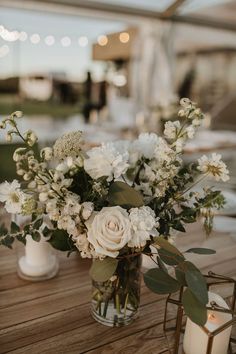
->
164, 98, 205, 153
84, 205, 158, 258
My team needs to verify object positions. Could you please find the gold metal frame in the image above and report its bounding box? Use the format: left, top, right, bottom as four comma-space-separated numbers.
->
163, 271, 236, 354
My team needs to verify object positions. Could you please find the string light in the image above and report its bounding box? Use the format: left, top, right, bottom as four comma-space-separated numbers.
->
61, 36, 71, 47
78, 36, 88, 47
0, 44, 10, 58
0, 27, 19, 42
19, 31, 28, 42
97, 35, 108, 46
30, 33, 40, 44
119, 32, 130, 43
45, 35, 55, 46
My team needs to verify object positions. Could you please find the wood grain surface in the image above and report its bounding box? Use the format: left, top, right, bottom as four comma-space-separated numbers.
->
0, 223, 235, 354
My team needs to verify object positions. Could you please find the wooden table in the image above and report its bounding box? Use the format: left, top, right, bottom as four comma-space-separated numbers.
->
0, 224, 236, 354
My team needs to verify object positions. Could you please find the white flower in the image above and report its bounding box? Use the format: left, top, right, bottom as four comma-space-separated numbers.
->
63, 195, 81, 215
173, 138, 184, 153
81, 202, 94, 220
197, 153, 229, 182
84, 142, 129, 181
74, 233, 96, 258
57, 215, 76, 234
40, 147, 53, 161
24, 130, 38, 146
129, 133, 158, 163
53, 131, 83, 159
86, 206, 132, 258
164, 121, 180, 140
46, 199, 60, 221
0, 180, 25, 213
128, 206, 158, 248
186, 125, 195, 139
13, 148, 27, 162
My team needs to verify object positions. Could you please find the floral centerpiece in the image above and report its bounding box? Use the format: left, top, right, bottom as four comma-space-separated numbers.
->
0, 99, 229, 327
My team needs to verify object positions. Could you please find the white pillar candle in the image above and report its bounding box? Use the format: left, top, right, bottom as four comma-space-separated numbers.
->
18, 234, 58, 277
183, 292, 232, 354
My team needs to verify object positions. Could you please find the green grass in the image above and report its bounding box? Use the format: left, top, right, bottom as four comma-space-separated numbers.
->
0, 95, 82, 118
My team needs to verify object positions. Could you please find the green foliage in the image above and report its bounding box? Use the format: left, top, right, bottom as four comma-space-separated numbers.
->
185, 247, 216, 255
108, 181, 144, 209
182, 289, 207, 326
48, 229, 75, 251
89, 257, 118, 282
184, 261, 208, 305
144, 268, 181, 294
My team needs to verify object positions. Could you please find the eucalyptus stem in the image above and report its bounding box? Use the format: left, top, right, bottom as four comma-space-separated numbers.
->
124, 293, 129, 317
115, 294, 121, 314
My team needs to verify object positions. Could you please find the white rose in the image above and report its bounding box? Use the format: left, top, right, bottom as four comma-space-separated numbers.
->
86, 206, 132, 258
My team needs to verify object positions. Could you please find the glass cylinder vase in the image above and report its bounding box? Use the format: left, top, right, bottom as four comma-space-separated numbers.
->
91, 254, 142, 327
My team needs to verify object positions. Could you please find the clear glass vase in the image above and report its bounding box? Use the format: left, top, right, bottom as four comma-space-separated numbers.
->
91, 254, 142, 327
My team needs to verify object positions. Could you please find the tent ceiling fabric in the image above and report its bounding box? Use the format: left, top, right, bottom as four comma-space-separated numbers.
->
1, 0, 236, 32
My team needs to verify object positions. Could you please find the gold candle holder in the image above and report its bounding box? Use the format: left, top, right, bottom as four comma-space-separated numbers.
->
163, 272, 236, 354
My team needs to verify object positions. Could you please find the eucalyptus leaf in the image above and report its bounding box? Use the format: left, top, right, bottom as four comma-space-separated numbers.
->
159, 248, 185, 266
31, 231, 41, 242
48, 229, 74, 251
185, 248, 216, 255
154, 237, 183, 256
185, 261, 208, 305
175, 266, 187, 286
182, 288, 207, 326
33, 218, 43, 230
144, 268, 181, 294
108, 181, 144, 208
11, 221, 20, 234
89, 257, 118, 282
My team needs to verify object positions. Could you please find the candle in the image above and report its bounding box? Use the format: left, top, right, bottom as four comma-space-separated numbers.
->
18, 234, 58, 277
183, 292, 232, 354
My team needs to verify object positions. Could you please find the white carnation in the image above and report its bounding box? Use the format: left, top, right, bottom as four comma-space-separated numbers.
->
84, 142, 129, 181
129, 133, 159, 163
128, 206, 158, 248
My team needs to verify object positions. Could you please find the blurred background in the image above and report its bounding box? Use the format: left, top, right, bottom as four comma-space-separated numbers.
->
0, 0, 236, 183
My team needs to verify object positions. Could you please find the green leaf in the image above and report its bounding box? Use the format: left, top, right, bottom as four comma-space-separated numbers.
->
182, 288, 207, 326
159, 248, 185, 266
89, 257, 118, 282
11, 221, 20, 234
31, 231, 41, 242
185, 261, 208, 305
16, 234, 26, 245
42, 226, 52, 238
108, 181, 144, 208
144, 268, 181, 294
175, 266, 187, 286
185, 247, 216, 255
33, 218, 43, 230
48, 229, 74, 251
154, 237, 183, 256
172, 220, 185, 232
156, 256, 168, 273
0, 235, 15, 249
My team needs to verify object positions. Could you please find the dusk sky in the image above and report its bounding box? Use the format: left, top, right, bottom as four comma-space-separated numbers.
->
0, 7, 126, 81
